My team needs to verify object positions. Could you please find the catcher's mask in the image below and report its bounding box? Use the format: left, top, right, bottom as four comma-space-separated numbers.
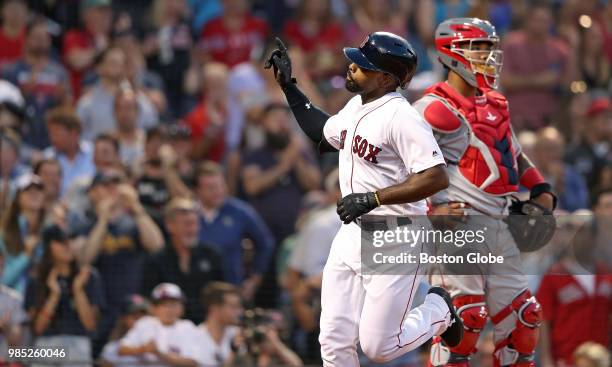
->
435, 17, 503, 89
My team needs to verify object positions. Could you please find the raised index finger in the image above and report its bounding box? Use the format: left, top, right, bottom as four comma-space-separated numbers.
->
275, 37, 287, 52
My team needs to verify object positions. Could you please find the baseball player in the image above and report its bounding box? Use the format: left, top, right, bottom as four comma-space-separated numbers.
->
265, 33, 464, 366
412, 18, 557, 367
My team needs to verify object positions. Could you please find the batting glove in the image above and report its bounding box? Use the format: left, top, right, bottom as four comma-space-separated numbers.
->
336, 192, 380, 224
264, 37, 296, 87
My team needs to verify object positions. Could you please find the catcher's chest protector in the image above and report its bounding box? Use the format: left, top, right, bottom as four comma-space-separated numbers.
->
424, 82, 518, 195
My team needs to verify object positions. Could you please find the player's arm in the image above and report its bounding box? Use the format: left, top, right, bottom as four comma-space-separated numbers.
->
264, 38, 337, 153
336, 165, 449, 224
516, 150, 557, 211
377, 164, 448, 204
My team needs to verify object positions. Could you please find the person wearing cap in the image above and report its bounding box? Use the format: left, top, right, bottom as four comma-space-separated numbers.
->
62, 0, 112, 98
67, 167, 163, 344
0, 173, 45, 295
42, 106, 95, 196
24, 224, 106, 366
142, 198, 223, 323
118, 282, 201, 366
61, 134, 122, 219
566, 96, 612, 194
99, 294, 150, 367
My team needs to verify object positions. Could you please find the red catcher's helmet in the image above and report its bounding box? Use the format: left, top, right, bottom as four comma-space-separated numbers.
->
435, 18, 503, 89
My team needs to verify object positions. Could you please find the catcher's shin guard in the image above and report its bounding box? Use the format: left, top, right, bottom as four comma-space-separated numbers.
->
430, 295, 488, 366
491, 289, 542, 367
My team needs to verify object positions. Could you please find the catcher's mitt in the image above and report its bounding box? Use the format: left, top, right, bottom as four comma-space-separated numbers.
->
505, 198, 556, 252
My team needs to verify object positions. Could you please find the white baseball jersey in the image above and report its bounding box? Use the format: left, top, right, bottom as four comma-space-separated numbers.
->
323, 92, 446, 215
119, 316, 201, 366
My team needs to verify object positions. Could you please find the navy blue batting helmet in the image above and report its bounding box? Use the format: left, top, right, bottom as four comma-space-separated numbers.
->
343, 32, 418, 89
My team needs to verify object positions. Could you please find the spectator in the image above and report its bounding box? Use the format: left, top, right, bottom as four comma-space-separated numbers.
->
501, 2, 573, 130
194, 282, 242, 366
241, 103, 320, 308
194, 162, 273, 296
0, 174, 45, 295
100, 294, 150, 367
3, 17, 71, 151
76, 47, 158, 141
184, 62, 229, 163
142, 198, 223, 323
113, 29, 167, 116
143, 0, 193, 117
33, 158, 62, 214
0, 0, 28, 68
573, 342, 611, 367
0, 129, 29, 211
133, 129, 192, 225
69, 169, 163, 342
93, 133, 122, 173
43, 106, 96, 196
577, 23, 611, 90
114, 88, 146, 171
228, 309, 303, 367
62, 133, 122, 218
0, 252, 27, 360
344, 0, 408, 46
537, 200, 612, 366
566, 97, 612, 194
25, 224, 106, 365
592, 188, 612, 269
0, 80, 25, 134
601, 1, 612, 65
282, 0, 344, 81
532, 127, 589, 211
283, 169, 340, 364
593, 161, 612, 194
198, 0, 269, 68
118, 282, 201, 366
241, 103, 321, 244
165, 124, 195, 180
63, 0, 113, 98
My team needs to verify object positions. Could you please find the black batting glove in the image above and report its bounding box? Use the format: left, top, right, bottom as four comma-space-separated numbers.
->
264, 37, 296, 87
336, 192, 380, 224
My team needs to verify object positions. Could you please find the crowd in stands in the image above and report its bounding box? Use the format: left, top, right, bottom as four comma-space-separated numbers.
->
0, 0, 610, 366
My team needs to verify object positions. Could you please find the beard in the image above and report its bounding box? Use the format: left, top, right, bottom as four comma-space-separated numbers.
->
265, 131, 290, 151
345, 77, 364, 93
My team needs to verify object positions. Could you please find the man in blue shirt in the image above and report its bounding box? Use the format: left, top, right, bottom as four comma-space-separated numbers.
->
194, 161, 273, 302
42, 106, 95, 196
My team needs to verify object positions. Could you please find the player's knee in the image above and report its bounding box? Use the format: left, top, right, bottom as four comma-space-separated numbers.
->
360, 336, 394, 363
319, 326, 356, 358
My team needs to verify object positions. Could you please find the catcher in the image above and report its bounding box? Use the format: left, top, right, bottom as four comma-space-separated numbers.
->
412, 18, 557, 367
